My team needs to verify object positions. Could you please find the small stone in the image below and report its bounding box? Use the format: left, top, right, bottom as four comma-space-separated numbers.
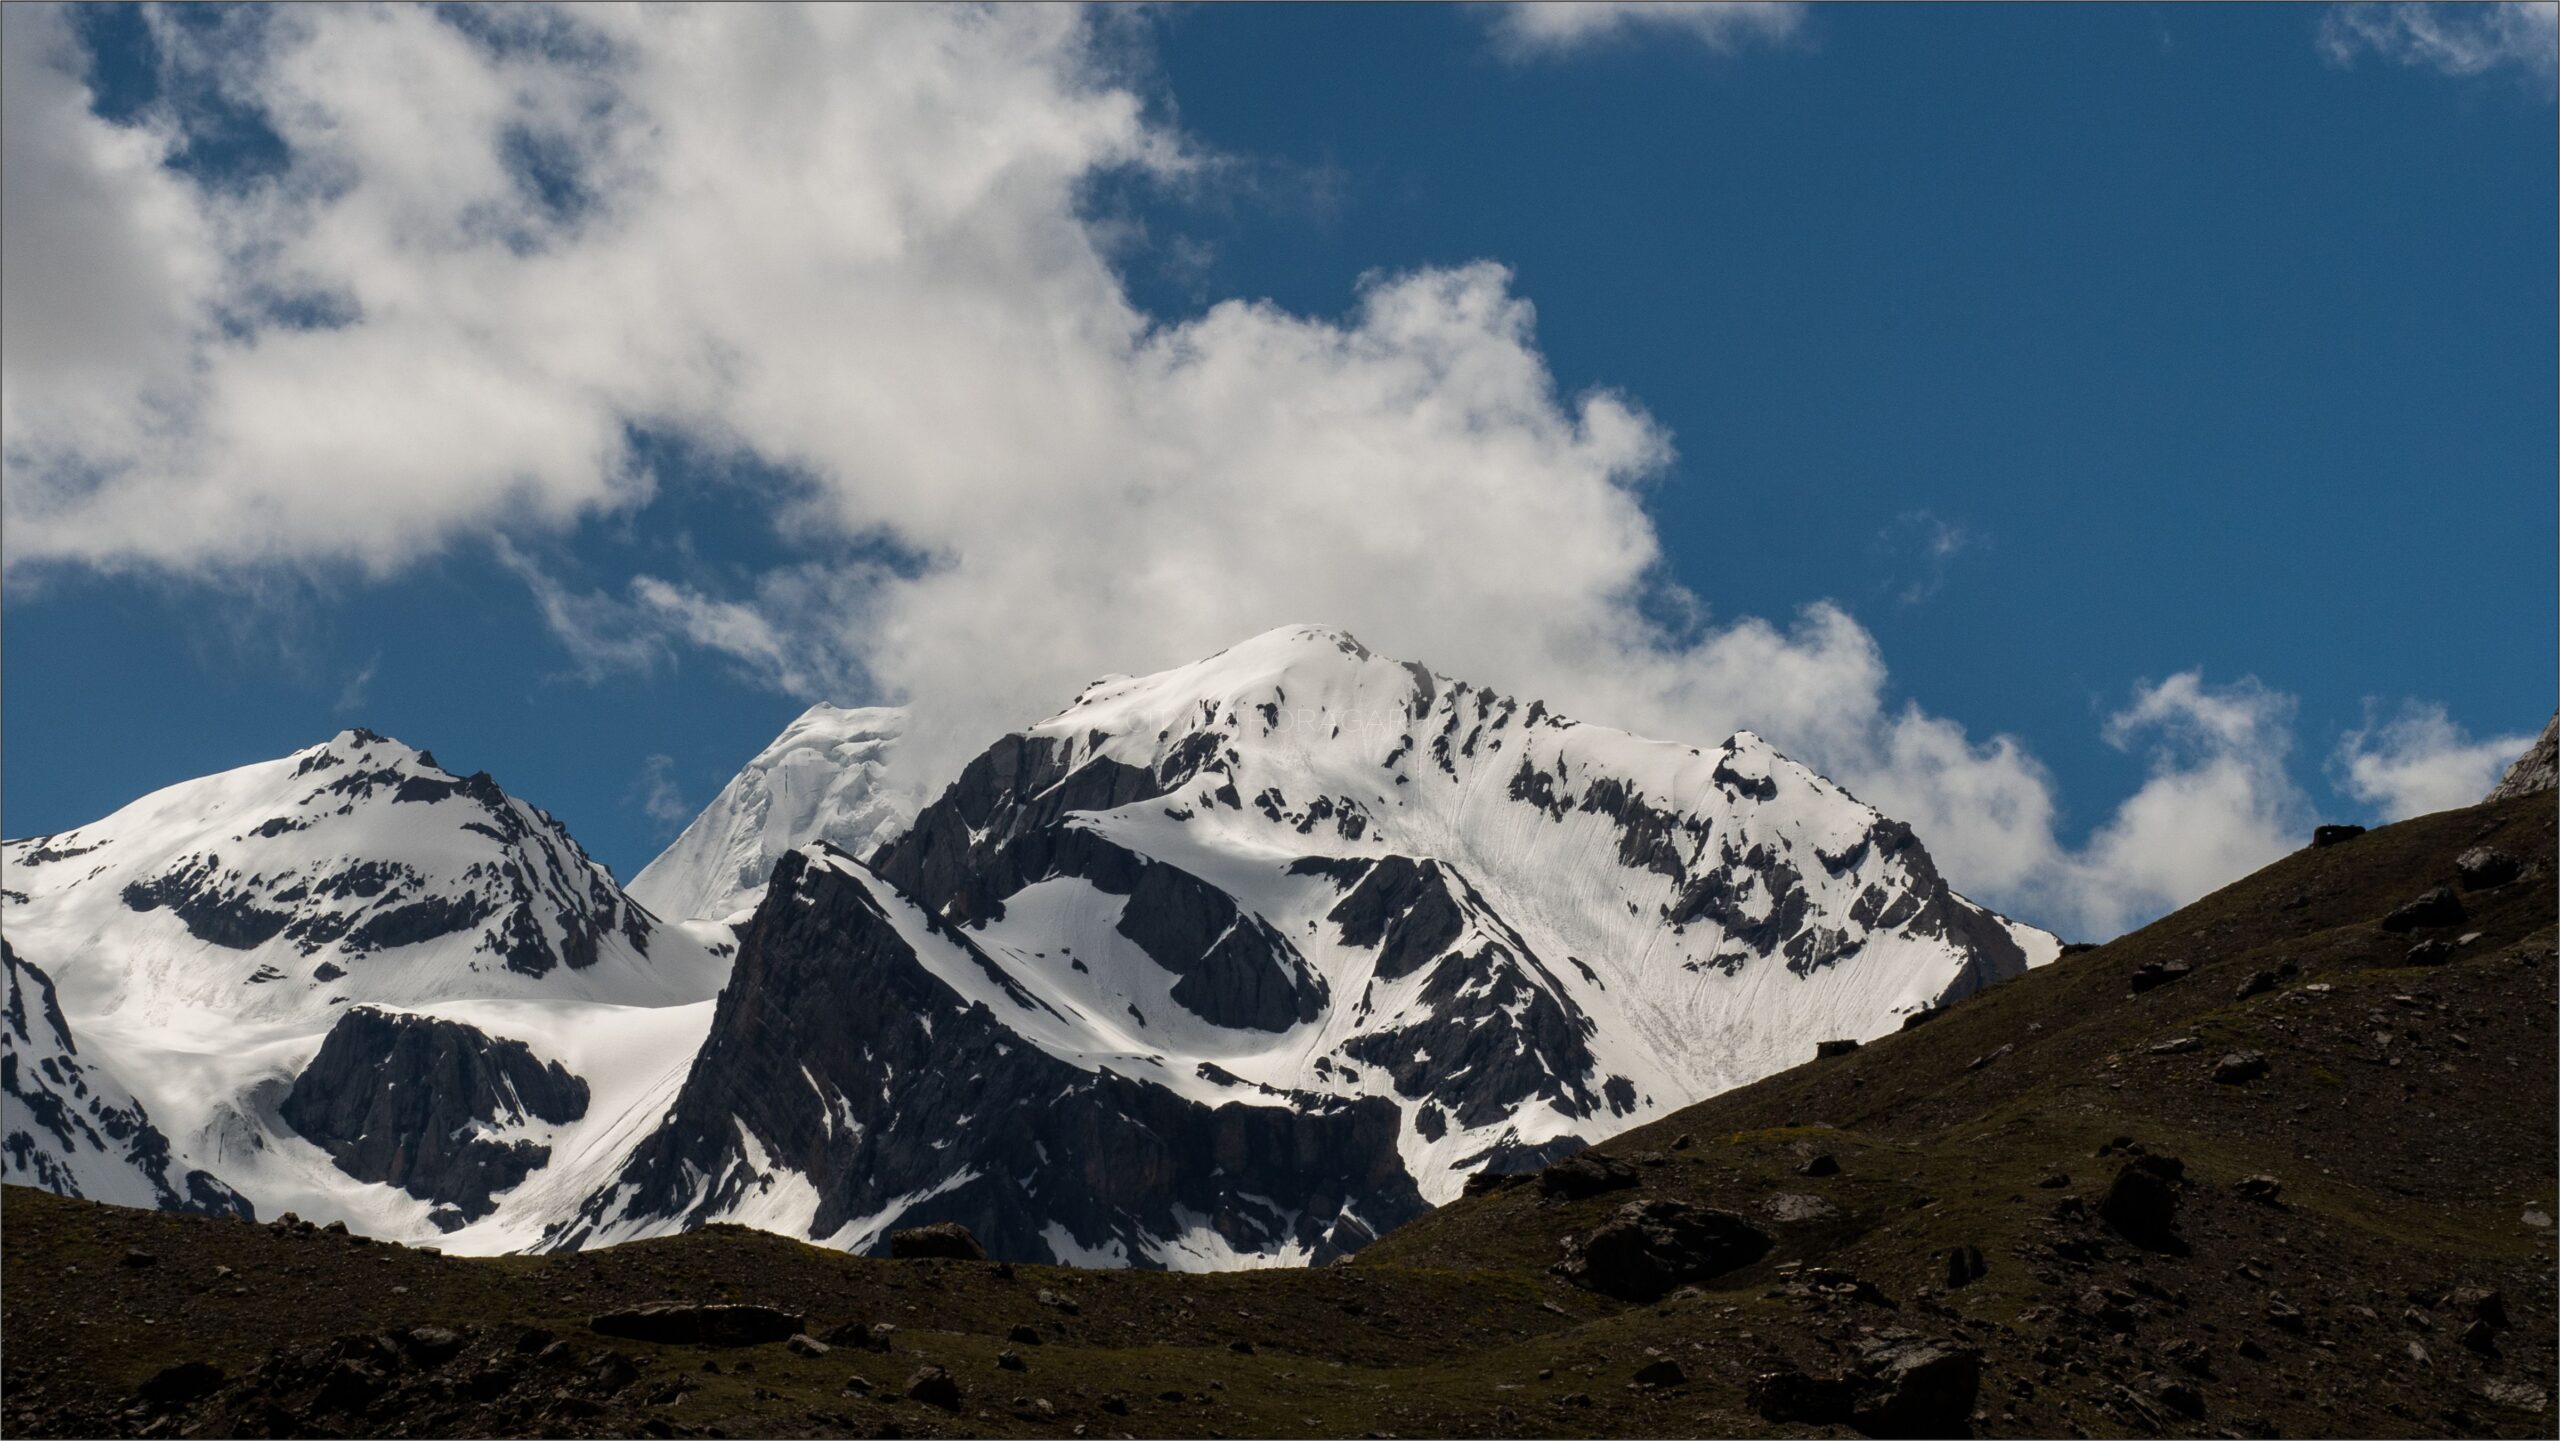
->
1798, 1153, 1840, 1178
2213, 1051, 2270, 1085
1007, 1324, 1043, 1346
121, 1250, 159, 1269
996, 1349, 1025, 1372
2148, 1036, 2203, 1055
2034, 1171, 2070, 1189
1228, 1339, 1255, 1355
2233, 1175, 2283, 1204
1633, 1358, 1687, 1386
786, 1334, 831, 1358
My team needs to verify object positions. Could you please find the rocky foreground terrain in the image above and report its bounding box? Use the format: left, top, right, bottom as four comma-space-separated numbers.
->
3, 787, 2551, 1439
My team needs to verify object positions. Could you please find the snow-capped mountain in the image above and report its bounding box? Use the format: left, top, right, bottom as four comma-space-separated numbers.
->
0, 729, 728, 1246
628, 704, 914, 923
3, 940, 253, 1219
566, 625, 2055, 1266
4, 631, 2054, 1270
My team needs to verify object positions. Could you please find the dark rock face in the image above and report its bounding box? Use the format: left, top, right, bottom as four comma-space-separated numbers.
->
1, 942, 253, 1221
1553, 1199, 1772, 1301
588, 1304, 803, 1347
561, 849, 1424, 1266
1815, 1038, 1862, 1058
281, 1008, 588, 1221
888, 1223, 987, 1261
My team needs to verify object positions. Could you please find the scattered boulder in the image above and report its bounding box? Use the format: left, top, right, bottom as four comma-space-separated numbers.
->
2233, 968, 2280, 1000
2213, 1051, 2270, 1085
1753, 1341, 1982, 1439
121, 1249, 159, 1269
1798, 1153, 1840, 1178
1007, 1324, 1043, 1346
785, 1334, 830, 1358
996, 1348, 1026, 1372
2311, 824, 2366, 848
2380, 887, 2465, 933
1814, 1038, 1862, 1059
1536, 1151, 1639, 1201
2456, 846, 2521, 891
1856, 1339, 1983, 1439
887, 1222, 987, 1261
2128, 961, 2192, 994
137, 1361, 225, 1406
1965, 1043, 2013, 1072
2098, 1154, 2187, 1253
2404, 939, 2454, 967
2452, 1286, 2508, 1330
905, 1365, 961, 1410
2233, 1174, 2283, 1205
2148, 1036, 2202, 1056
1552, 1198, 1772, 1301
1461, 1168, 1530, 1198
1898, 1008, 1941, 1031
589, 1303, 804, 1347
1943, 1244, 1987, 1288
1761, 1192, 1840, 1223
2057, 942, 2102, 958
819, 1319, 893, 1350
402, 1327, 465, 1365
1633, 1357, 1687, 1386
1035, 1288, 1080, 1315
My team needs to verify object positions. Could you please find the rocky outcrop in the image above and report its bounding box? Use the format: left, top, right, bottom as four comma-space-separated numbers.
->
2485, 711, 2558, 801
559, 848, 1424, 1265
281, 1008, 588, 1223
1553, 1198, 1772, 1300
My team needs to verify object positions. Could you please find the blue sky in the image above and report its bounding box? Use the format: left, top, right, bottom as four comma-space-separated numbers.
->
3, 3, 2552, 938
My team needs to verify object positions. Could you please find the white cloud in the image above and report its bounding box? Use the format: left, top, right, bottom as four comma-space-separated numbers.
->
630, 753, 690, 834
1484, 3, 1807, 59
0, 5, 2441, 940
2318, 3, 2558, 80
2335, 701, 2543, 820
333, 654, 380, 716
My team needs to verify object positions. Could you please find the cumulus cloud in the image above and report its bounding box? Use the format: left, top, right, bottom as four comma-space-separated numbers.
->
1483, 3, 1807, 59
2335, 701, 2543, 820
2317, 3, 2558, 80
0, 4, 2446, 939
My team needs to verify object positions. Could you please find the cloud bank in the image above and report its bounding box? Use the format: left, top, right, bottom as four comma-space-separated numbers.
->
0, 4, 2495, 939
2318, 2, 2558, 80
2335, 702, 2545, 820
1482, 3, 1807, 59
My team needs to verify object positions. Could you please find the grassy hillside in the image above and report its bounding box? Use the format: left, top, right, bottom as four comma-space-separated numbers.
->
5, 792, 2551, 1439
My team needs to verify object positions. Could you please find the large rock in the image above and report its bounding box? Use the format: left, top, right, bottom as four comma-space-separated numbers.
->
2098, 1154, 2187, 1253
2380, 887, 2465, 933
2456, 847, 2522, 891
1535, 1151, 1638, 1201
1749, 1339, 1983, 1439
1552, 1198, 1771, 1300
888, 1222, 987, 1261
588, 1304, 804, 1347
